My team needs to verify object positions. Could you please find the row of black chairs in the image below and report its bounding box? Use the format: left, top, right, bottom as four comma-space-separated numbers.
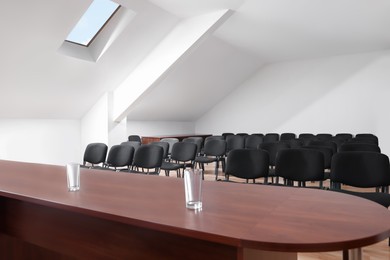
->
83, 141, 390, 205
225, 148, 390, 207
83, 133, 381, 179
220, 132, 378, 143
82, 140, 200, 177
82, 142, 164, 174
211, 133, 379, 151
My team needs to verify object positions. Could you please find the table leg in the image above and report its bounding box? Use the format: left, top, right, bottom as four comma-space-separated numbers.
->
343, 248, 362, 260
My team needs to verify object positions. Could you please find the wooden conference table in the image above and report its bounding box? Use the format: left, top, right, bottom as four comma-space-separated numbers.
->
0, 160, 389, 259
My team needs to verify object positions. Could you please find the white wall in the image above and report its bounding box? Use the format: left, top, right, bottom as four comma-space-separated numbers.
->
81, 93, 109, 155
196, 50, 390, 155
0, 119, 80, 165
127, 121, 195, 138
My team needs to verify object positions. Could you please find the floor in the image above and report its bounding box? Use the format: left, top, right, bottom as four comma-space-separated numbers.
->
163, 163, 390, 260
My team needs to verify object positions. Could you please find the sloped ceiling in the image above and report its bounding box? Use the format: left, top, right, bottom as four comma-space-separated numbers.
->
0, 0, 177, 118
0, 0, 389, 120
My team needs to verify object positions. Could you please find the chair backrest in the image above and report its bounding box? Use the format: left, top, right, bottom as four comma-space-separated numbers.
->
128, 135, 142, 142
183, 137, 203, 155
258, 142, 290, 166
236, 133, 248, 136
316, 133, 333, 141
264, 133, 280, 143
171, 142, 197, 162
302, 145, 333, 169
150, 141, 169, 159
354, 134, 379, 145
222, 133, 234, 139
225, 149, 269, 180
205, 135, 224, 142
226, 135, 245, 153
348, 137, 379, 145
355, 133, 378, 140
316, 133, 333, 140
298, 133, 317, 145
244, 135, 263, 149
132, 144, 164, 169
160, 138, 179, 154
280, 133, 296, 141
121, 141, 141, 153
307, 140, 337, 154
283, 139, 303, 149
335, 133, 353, 141
83, 143, 108, 166
331, 152, 390, 188
252, 133, 264, 137
339, 143, 381, 153
299, 133, 315, 139
107, 145, 134, 168
275, 148, 325, 182
203, 139, 226, 157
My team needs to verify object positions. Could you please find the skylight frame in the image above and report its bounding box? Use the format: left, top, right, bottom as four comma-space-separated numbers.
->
65, 0, 121, 47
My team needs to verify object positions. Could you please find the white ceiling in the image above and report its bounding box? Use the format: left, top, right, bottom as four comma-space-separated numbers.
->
1, 0, 389, 120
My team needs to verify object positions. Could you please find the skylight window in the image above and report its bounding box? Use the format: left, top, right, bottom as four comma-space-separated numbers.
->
66, 0, 120, 46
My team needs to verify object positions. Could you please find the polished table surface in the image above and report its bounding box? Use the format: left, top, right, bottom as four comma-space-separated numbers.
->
0, 160, 389, 259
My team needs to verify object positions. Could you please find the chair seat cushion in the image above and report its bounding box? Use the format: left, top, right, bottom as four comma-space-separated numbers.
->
195, 156, 217, 164
161, 161, 184, 170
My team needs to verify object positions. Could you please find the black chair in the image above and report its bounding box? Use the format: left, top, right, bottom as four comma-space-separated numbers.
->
244, 134, 263, 149
298, 133, 316, 145
129, 144, 164, 175
128, 135, 142, 142
150, 141, 170, 160
82, 143, 108, 168
263, 133, 279, 143
280, 133, 296, 141
161, 142, 197, 177
332, 150, 390, 248
183, 137, 203, 155
222, 133, 234, 139
302, 145, 333, 171
330, 151, 390, 206
355, 133, 378, 141
316, 133, 333, 140
275, 148, 325, 188
335, 133, 353, 141
282, 139, 303, 148
258, 142, 290, 183
102, 145, 134, 171
236, 133, 248, 136
205, 135, 225, 143
160, 138, 179, 156
354, 133, 379, 145
348, 137, 379, 145
299, 133, 315, 139
194, 140, 226, 180
225, 149, 269, 184
252, 133, 264, 137
226, 135, 245, 154
121, 141, 141, 153
339, 143, 381, 153
307, 140, 337, 154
